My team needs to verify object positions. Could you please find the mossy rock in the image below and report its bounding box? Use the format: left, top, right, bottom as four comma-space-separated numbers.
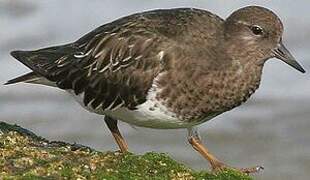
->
0, 121, 252, 179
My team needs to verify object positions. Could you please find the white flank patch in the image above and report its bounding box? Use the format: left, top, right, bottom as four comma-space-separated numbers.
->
105, 73, 203, 129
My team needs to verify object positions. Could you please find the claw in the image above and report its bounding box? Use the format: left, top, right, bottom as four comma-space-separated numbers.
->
257, 166, 264, 171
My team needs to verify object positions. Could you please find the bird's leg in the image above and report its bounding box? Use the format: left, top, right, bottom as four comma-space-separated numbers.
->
104, 116, 128, 153
187, 127, 263, 174
187, 127, 225, 170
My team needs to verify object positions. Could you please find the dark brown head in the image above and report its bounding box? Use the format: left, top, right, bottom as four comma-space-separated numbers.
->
224, 6, 305, 73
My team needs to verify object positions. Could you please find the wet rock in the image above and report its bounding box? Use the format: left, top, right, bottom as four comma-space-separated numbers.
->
0, 121, 252, 179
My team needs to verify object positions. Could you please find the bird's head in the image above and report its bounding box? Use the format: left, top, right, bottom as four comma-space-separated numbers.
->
224, 6, 305, 73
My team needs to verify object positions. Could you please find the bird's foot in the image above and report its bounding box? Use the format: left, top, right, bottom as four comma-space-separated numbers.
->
211, 161, 264, 174
239, 166, 264, 174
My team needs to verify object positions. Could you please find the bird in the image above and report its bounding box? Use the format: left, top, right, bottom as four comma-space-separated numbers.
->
5, 6, 305, 174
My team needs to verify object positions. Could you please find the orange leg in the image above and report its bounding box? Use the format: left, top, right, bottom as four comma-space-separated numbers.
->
187, 127, 263, 174
104, 116, 128, 152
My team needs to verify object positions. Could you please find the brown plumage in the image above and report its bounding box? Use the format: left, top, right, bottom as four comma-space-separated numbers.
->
6, 6, 305, 173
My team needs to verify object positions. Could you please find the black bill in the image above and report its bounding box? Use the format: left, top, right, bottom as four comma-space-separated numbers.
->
273, 42, 306, 73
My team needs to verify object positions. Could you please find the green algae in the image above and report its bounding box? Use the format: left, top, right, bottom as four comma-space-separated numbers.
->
0, 122, 252, 180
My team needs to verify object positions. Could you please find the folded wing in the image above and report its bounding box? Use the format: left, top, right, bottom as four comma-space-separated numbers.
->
9, 23, 169, 111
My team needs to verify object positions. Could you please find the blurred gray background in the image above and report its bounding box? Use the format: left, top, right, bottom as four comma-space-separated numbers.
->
1, 1, 309, 179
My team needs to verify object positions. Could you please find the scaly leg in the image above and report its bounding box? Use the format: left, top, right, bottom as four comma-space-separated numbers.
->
104, 116, 128, 153
187, 127, 263, 174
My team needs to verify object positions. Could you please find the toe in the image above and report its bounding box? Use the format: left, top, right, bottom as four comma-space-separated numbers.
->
239, 165, 264, 174
210, 161, 264, 175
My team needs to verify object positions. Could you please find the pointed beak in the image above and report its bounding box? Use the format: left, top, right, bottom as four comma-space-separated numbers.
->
272, 42, 305, 73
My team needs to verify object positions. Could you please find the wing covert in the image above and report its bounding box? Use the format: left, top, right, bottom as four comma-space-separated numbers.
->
47, 27, 165, 110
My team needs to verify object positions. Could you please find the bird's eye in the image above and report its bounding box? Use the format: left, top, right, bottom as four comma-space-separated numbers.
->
250, 25, 263, 35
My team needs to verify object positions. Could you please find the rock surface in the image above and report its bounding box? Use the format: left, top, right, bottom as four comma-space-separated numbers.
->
0, 121, 252, 179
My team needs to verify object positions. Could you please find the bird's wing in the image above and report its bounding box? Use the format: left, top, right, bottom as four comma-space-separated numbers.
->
10, 23, 172, 111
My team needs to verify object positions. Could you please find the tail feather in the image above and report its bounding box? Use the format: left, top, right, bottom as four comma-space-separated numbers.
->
4, 72, 39, 85
4, 72, 56, 87
8, 44, 76, 87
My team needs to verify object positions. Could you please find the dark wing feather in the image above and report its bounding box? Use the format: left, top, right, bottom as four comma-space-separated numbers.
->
10, 22, 168, 110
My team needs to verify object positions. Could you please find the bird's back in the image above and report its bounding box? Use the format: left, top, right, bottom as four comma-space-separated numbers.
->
77, 8, 224, 44
8, 8, 224, 108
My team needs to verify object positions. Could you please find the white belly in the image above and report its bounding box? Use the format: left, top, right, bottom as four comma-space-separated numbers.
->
68, 91, 209, 129
68, 89, 216, 129
105, 100, 202, 129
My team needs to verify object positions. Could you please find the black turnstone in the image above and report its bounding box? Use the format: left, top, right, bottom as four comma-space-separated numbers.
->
5, 6, 305, 173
